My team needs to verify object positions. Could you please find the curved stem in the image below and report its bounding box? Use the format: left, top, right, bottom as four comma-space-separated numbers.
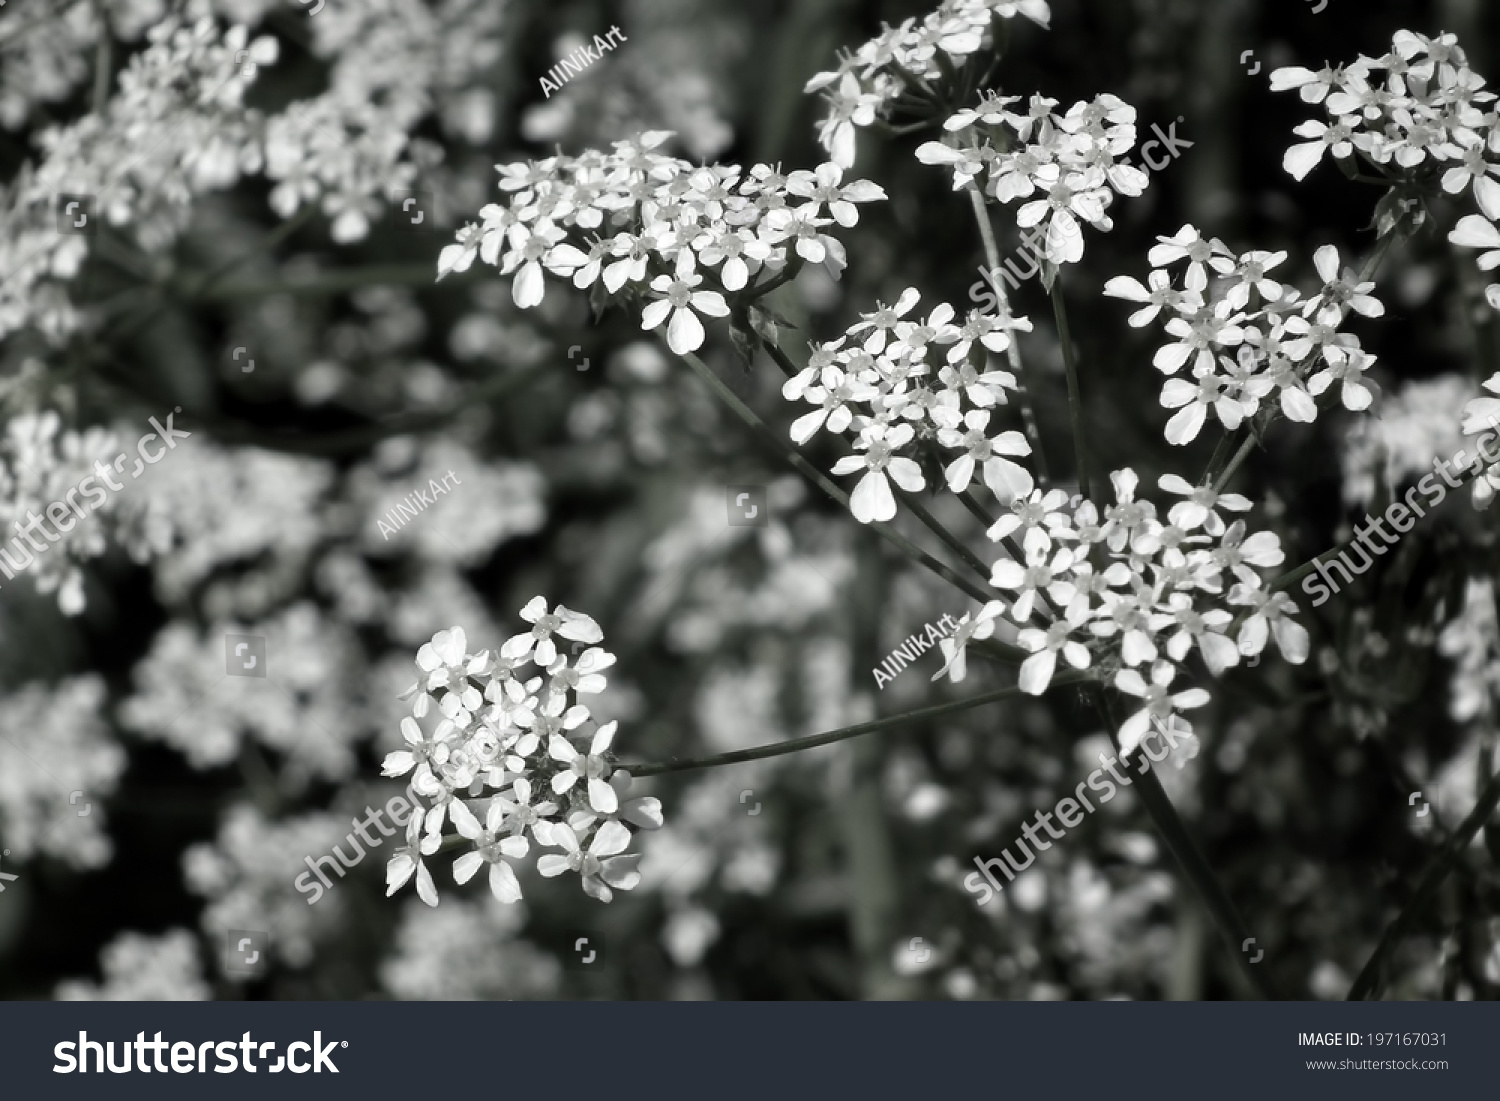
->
626, 670, 1094, 777
894, 487, 994, 587
686, 344, 1010, 619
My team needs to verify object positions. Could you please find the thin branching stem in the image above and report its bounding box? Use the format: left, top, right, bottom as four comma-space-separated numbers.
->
1095, 692, 1275, 999
966, 184, 1050, 487
1347, 763, 1500, 1000
1050, 273, 1092, 500
628, 671, 1095, 777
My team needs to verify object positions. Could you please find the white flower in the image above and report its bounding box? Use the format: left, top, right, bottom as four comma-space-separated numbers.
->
437, 223, 482, 279
990, 543, 1078, 623
786, 162, 887, 226
387, 817, 442, 908
1156, 474, 1252, 535
1309, 244, 1384, 323
1113, 661, 1210, 755
1148, 225, 1235, 292
1016, 600, 1093, 694
1103, 270, 1182, 327
1460, 372, 1500, 435
933, 408, 1034, 500
1451, 214, 1500, 273
548, 721, 619, 814
501, 220, 568, 308
831, 422, 925, 523
786, 364, 879, 445
641, 253, 732, 355
1283, 118, 1355, 180
932, 600, 1005, 683
536, 820, 642, 902
505, 596, 603, 667
1161, 374, 1243, 445
1230, 586, 1310, 664
451, 800, 528, 904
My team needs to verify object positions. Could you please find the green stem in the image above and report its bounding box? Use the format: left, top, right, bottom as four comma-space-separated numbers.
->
1050, 274, 1091, 500
627, 671, 1094, 777
1347, 764, 1500, 1000
966, 184, 1050, 487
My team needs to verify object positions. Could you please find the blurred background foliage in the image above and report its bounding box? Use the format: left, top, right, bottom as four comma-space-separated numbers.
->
2, 0, 1499, 1001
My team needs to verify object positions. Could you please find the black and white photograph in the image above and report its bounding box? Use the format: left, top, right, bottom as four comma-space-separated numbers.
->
0, 0, 1496, 1092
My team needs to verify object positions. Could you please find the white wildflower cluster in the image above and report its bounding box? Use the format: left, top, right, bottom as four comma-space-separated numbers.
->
780, 286, 1307, 746
781, 285, 1033, 523
0, 675, 123, 869
1340, 375, 1474, 507
1105, 231, 1384, 444
1458, 371, 1500, 507
1271, 32, 1500, 307
265, 0, 506, 239
351, 438, 545, 566
55, 930, 211, 1001
917, 92, 1150, 265
2, 17, 276, 341
1272, 31, 1494, 188
0, 411, 165, 618
0, 1, 95, 130
438, 131, 885, 355
183, 806, 351, 969
380, 896, 561, 1000
382, 603, 663, 908
131, 436, 333, 611
1437, 578, 1500, 723
120, 604, 367, 780
973, 468, 1306, 750
4, 0, 504, 341
803, 0, 1052, 168
305, 0, 504, 143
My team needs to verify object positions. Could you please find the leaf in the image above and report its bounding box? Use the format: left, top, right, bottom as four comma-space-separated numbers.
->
1039, 260, 1059, 294
728, 318, 760, 370
749, 302, 794, 342
1369, 190, 1425, 240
